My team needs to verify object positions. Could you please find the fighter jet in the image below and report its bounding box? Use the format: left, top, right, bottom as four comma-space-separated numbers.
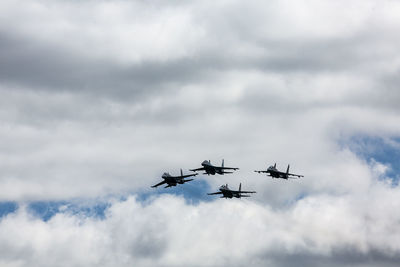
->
151, 169, 197, 188
254, 163, 303, 179
190, 159, 239, 175
208, 183, 256, 198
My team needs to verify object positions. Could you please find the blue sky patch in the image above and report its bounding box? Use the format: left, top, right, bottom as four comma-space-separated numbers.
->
27, 200, 110, 221
0, 202, 18, 218
342, 136, 400, 184
28, 201, 66, 221
139, 178, 212, 205
0, 178, 212, 221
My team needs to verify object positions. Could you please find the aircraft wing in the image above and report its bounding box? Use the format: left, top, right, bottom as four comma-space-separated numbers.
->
151, 180, 167, 188
180, 173, 198, 178
207, 192, 223, 195
220, 167, 239, 170
254, 170, 268, 173
190, 167, 205, 172
240, 191, 256, 194
182, 179, 194, 183
288, 173, 304, 178
239, 195, 252, 197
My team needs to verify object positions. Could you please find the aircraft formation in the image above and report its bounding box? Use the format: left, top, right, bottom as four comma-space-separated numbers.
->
151, 159, 304, 199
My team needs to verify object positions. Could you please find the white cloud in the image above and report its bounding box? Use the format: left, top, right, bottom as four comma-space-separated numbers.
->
1, 0, 204, 63
1, 187, 400, 267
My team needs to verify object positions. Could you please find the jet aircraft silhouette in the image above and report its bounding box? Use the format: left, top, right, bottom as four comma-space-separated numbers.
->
254, 163, 303, 179
190, 159, 239, 175
151, 169, 197, 188
208, 183, 256, 198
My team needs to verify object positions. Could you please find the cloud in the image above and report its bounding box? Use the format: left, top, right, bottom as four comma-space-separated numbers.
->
1, 187, 400, 267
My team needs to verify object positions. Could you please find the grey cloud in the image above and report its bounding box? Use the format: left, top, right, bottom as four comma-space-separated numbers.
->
3, 0, 398, 100
130, 231, 167, 258
265, 249, 400, 267
0, 31, 198, 98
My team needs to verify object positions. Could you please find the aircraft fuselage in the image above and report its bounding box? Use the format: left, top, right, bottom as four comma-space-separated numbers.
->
219, 185, 242, 198
161, 174, 186, 186
267, 170, 288, 179
202, 163, 219, 175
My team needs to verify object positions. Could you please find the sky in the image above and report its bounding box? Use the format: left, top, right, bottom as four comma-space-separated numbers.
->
1, 0, 400, 266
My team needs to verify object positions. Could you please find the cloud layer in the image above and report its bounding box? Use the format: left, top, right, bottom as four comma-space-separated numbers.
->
2, 188, 400, 267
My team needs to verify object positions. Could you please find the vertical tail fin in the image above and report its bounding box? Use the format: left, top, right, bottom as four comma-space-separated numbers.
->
274, 163, 276, 168
222, 159, 224, 168
286, 164, 290, 174
239, 183, 241, 192
180, 168, 183, 176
